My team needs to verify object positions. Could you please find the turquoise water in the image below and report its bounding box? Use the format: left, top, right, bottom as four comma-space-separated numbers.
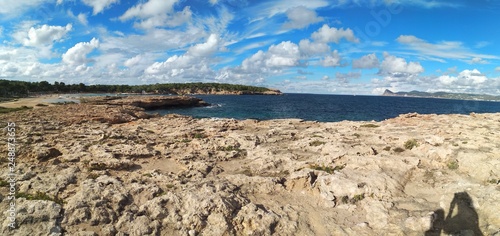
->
152, 94, 500, 122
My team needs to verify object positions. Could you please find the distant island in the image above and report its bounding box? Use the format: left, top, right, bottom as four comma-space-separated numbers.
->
382, 89, 500, 102
0, 79, 282, 98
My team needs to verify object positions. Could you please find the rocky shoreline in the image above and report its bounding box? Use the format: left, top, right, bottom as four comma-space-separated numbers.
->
80, 96, 210, 110
0, 102, 499, 235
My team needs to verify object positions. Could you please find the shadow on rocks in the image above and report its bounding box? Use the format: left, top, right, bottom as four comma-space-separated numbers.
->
425, 191, 483, 236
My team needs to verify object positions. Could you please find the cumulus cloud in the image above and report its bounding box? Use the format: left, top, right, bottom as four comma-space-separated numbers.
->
144, 34, 222, 80
119, 0, 191, 29
320, 50, 342, 67
82, 0, 120, 15
379, 52, 424, 75
62, 38, 100, 66
282, 6, 323, 29
187, 34, 221, 57
298, 39, 330, 56
124, 55, 143, 67
265, 41, 301, 67
352, 53, 379, 69
453, 69, 486, 85
23, 24, 72, 47
311, 24, 359, 44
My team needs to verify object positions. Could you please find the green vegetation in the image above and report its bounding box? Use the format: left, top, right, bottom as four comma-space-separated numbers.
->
309, 140, 326, 147
393, 147, 405, 153
383, 146, 391, 151
0, 178, 9, 187
0, 106, 32, 113
360, 124, 380, 128
309, 164, 346, 174
16, 191, 64, 205
88, 162, 108, 171
340, 194, 365, 204
0, 79, 279, 97
404, 139, 419, 150
218, 145, 240, 152
87, 173, 100, 179
487, 179, 499, 184
447, 160, 459, 170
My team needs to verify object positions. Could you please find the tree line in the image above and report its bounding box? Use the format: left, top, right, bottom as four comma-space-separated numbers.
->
0, 80, 275, 97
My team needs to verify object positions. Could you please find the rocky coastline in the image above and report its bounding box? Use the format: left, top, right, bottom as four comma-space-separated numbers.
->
0, 101, 499, 235
80, 96, 210, 110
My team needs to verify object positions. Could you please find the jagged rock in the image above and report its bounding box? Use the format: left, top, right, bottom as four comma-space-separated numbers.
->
1, 199, 62, 236
1, 101, 499, 235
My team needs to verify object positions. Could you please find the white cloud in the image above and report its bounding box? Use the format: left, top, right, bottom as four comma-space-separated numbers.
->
265, 41, 301, 67
119, 0, 192, 29
311, 24, 359, 44
0, 0, 47, 17
23, 24, 72, 47
469, 57, 488, 64
82, 0, 120, 15
133, 6, 192, 29
143, 34, 223, 81
78, 13, 89, 25
320, 50, 342, 67
282, 6, 323, 29
352, 53, 379, 69
496, 67, 500, 72
396, 35, 499, 61
209, 0, 219, 5
437, 75, 457, 85
187, 34, 221, 57
379, 52, 424, 75
62, 38, 100, 66
248, 0, 329, 20
124, 55, 143, 67
437, 69, 488, 90
298, 39, 330, 56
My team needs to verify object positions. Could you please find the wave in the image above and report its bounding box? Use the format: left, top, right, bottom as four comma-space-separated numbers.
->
205, 103, 223, 109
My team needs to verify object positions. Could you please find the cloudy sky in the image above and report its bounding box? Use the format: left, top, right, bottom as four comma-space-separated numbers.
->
1, 0, 499, 95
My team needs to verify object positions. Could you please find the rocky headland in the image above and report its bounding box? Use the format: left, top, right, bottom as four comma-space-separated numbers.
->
80, 96, 210, 110
0, 101, 499, 235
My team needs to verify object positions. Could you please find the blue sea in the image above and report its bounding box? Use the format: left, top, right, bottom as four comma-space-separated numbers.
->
153, 94, 500, 122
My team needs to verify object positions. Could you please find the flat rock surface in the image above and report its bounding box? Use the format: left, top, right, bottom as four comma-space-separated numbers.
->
81, 96, 209, 109
0, 105, 499, 236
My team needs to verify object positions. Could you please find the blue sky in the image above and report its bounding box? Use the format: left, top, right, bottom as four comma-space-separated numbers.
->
1, 0, 500, 95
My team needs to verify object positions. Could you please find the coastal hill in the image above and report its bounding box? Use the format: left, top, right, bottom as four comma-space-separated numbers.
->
383, 89, 500, 101
0, 79, 282, 97
0, 99, 499, 235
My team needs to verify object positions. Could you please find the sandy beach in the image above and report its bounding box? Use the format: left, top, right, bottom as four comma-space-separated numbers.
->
0, 95, 81, 109
0, 100, 499, 235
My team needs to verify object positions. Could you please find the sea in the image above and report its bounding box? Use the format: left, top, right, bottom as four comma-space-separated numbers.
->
152, 94, 500, 122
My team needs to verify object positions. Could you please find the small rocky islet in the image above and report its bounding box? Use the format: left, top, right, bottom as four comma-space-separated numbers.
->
0, 96, 499, 235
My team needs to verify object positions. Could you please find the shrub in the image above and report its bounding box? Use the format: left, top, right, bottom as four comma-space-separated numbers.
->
35, 103, 48, 106
393, 147, 405, 153
404, 139, 418, 150
360, 124, 379, 128
309, 140, 326, 147
16, 191, 64, 205
309, 164, 345, 174
447, 160, 459, 170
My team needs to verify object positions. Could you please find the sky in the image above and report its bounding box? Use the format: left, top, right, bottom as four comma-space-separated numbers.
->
1, 0, 500, 95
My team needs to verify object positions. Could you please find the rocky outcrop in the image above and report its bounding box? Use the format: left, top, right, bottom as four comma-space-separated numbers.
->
81, 96, 209, 110
1, 106, 499, 235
